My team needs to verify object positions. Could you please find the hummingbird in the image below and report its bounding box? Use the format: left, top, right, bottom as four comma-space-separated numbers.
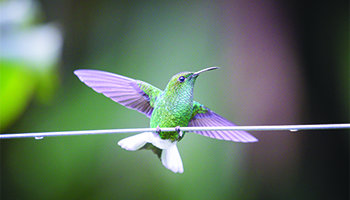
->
74, 67, 258, 173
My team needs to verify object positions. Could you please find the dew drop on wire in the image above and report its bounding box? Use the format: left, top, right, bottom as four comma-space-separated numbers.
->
35, 136, 44, 140
289, 129, 298, 132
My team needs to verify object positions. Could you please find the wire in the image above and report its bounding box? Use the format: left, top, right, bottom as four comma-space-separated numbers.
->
1, 123, 349, 139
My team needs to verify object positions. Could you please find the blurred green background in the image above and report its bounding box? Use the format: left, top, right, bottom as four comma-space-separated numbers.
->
1, 0, 349, 199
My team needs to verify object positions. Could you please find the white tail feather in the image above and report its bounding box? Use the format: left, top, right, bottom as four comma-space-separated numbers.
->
117, 132, 152, 151
161, 142, 184, 173
118, 132, 184, 173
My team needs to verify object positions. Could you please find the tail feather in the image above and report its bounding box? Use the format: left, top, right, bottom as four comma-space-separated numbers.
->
118, 132, 184, 173
140, 143, 162, 159
161, 142, 183, 173
117, 132, 151, 151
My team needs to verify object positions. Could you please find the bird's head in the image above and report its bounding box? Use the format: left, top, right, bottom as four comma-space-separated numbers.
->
164, 67, 219, 93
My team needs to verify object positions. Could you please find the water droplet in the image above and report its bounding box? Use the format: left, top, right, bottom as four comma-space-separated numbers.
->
290, 129, 298, 132
35, 136, 44, 140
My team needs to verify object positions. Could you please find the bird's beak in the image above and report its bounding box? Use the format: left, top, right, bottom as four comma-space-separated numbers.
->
193, 66, 220, 76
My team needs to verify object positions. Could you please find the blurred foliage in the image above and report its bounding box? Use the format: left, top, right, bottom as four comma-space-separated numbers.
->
1, 0, 349, 200
0, 61, 60, 130
0, 0, 62, 131
1, 62, 36, 130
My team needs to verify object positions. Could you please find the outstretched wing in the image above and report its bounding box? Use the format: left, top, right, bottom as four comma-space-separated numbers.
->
188, 101, 258, 143
74, 69, 162, 117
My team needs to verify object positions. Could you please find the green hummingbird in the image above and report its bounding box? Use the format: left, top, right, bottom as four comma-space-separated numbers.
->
74, 67, 258, 173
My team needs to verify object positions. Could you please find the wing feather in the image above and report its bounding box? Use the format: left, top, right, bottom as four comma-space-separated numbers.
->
189, 101, 258, 143
74, 69, 162, 117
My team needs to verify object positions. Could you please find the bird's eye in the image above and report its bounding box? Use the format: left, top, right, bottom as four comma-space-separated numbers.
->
178, 76, 185, 83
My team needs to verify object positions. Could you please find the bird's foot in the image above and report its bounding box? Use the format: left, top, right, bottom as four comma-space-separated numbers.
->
156, 126, 161, 135
175, 126, 181, 134
175, 126, 183, 138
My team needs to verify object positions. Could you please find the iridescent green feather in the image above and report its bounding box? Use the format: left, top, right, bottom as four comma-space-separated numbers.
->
136, 80, 162, 108
150, 72, 196, 141
191, 101, 209, 119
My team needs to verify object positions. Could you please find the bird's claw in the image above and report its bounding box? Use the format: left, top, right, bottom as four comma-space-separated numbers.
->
156, 126, 161, 134
175, 126, 183, 138
175, 126, 181, 134
156, 126, 184, 140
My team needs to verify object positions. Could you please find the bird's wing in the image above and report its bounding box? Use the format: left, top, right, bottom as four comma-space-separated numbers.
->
188, 101, 258, 142
74, 69, 162, 117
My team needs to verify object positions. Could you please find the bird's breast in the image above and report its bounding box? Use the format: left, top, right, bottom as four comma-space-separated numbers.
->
150, 95, 193, 140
